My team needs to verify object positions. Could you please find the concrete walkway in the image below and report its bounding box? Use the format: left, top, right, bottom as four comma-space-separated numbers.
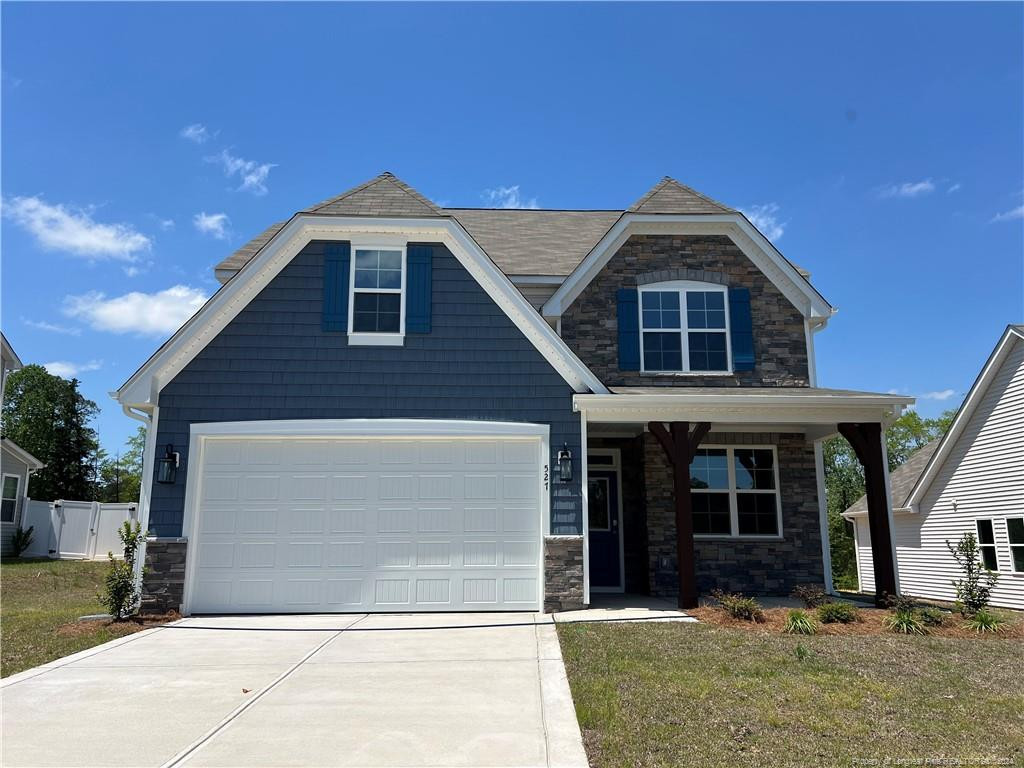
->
1, 613, 588, 768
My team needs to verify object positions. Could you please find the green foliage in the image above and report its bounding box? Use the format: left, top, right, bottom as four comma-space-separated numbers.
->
1, 365, 99, 500
9, 526, 34, 557
946, 532, 999, 616
93, 426, 146, 503
884, 610, 928, 635
791, 584, 829, 608
884, 593, 919, 613
965, 610, 1005, 634
784, 609, 817, 635
918, 607, 947, 627
817, 601, 859, 624
97, 521, 145, 620
793, 643, 812, 661
710, 589, 765, 623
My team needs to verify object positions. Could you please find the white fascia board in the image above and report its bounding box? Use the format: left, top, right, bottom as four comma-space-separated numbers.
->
0, 438, 44, 469
190, 418, 551, 439
541, 214, 835, 321
905, 326, 1023, 507
116, 215, 608, 406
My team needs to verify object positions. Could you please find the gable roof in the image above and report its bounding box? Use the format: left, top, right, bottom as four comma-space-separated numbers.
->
842, 438, 941, 517
629, 177, 736, 214
305, 172, 445, 217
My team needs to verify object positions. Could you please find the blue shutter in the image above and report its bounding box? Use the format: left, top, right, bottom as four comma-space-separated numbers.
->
617, 288, 640, 371
406, 245, 432, 333
729, 286, 755, 371
322, 242, 350, 332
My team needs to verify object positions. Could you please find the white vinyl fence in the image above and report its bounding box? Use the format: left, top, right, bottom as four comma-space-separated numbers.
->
19, 500, 139, 560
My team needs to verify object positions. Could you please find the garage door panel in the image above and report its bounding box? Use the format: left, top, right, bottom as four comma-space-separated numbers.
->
189, 433, 542, 613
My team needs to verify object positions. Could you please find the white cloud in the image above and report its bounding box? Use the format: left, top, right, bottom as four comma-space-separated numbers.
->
22, 317, 81, 336
180, 123, 210, 144
483, 185, 539, 209
2, 196, 151, 260
206, 149, 275, 195
741, 203, 786, 241
919, 388, 956, 401
43, 359, 102, 378
193, 211, 230, 240
947, 183, 961, 194
159, 218, 175, 231
878, 179, 935, 199
991, 205, 1024, 223
63, 285, 210, 336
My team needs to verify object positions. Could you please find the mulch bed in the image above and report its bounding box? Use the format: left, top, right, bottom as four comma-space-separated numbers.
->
56, 611, 180, 638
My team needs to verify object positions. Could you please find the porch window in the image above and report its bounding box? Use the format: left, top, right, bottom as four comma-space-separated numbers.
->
975, 519, 998, 571
1007, 517, 1024, 573
690, 446, 781, 537
639, 281, 730, 373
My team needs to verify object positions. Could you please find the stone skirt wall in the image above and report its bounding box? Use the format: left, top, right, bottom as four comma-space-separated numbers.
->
543, 535, 585, 612
140, 537, 187, 615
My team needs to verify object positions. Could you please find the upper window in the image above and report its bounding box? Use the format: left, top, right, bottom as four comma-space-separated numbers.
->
639, 282, 730, 373
349, 246, 406, 344
1006, 517, 1024, 573
1, 475, 20, 523
689, 446, 781, 538
975, 519, 998, 571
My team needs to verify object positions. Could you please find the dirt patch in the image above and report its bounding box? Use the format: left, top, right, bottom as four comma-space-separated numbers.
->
56, 612, 179, 638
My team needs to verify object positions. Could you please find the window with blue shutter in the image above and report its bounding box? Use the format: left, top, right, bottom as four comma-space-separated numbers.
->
406, 244, 433, 333
322, 242, 351, 332
617, 288, 640, 371
728, 286, 755, 371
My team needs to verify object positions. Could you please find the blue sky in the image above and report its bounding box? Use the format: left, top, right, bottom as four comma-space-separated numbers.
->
3, 2, 1022, 453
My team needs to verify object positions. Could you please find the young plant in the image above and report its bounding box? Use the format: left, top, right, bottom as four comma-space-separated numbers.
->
710, 589, 766, 623
784, 609, 817, 635
98, 521, 146, 620
817, 601, 859, 624
946, 532, 999, 616
918, 607, 947, 627
9, 525, 34, 558
791, 584, 829, 609
884, 610, 927, 635
793, 643, 812, 661
884, 593, 918, 613
965, 609, 1005, 634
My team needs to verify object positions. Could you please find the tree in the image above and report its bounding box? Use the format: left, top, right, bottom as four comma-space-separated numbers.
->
824, 408, 956, 590
94, 426, 146, 503
1, 364, 99, 500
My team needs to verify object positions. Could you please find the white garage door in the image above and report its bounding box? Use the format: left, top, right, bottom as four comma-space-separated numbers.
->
185, 428, 544, 613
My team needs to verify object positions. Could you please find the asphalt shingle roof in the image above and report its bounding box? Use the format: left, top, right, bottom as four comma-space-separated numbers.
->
843, 438, 942, 515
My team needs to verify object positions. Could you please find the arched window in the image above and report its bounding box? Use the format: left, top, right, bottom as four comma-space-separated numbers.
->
638, 281, 731, 373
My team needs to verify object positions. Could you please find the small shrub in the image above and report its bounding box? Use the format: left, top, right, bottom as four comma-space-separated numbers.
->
10, 525, 34, 557
884, 593, 918, 613
791, 584, 829, 608
965, 609, 1005, 634
98, 521, 145, 620
946, 532, 999, 616
784, 609, 817, 635
793, 643, 812, 661
710, 589, 766, 622
918, 607, 947, 627
884, 609, 928, 635
817, 601, 859, 624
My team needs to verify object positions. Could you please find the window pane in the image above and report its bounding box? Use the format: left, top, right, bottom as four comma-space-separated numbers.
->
705, 292, 724, 310
378, 270, 402, 289
692, 492, 730, 535
353, 293, 400, 333
980, 545, 998, 571
588, 479, 610, 530
737, 494, 779, 536
686, 291, 726, 331
641, 292, 680, 330
976, 519, 995, 545
690, 449, 729, 489
643, 332, 682, 371
355, 250, 378, 269
1, 476, 18, 499
733, 449, 775, 490
642, 310, 662, 329
0, 499, 14, 523
378, 250, 402, 270
354, 249, 402, 290
688, 332, 728, 371
1006, 517, 1024, 544
1011, 545, 1024, 573
354, 269, 378, 289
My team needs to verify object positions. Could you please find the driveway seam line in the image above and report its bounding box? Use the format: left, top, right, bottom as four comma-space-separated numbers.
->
533, 615, 552, 768
159, 614, 369, 768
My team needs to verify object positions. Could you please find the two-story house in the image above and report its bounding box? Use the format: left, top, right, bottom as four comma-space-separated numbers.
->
115, 173, 912, 615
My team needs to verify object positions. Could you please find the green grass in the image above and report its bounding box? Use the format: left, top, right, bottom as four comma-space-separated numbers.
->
1, 558, 143, 677
558, 621, 1024, 768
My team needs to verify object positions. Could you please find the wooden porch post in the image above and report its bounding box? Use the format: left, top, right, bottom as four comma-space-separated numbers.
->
648, 421, 711, 609
838, 422, 898, 606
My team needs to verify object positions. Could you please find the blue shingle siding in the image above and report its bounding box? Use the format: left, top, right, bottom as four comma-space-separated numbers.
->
149, 241, 583, 537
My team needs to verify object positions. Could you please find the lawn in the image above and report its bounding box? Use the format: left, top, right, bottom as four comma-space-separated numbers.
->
558, 620, 1024, 768
1, 558, 151, 677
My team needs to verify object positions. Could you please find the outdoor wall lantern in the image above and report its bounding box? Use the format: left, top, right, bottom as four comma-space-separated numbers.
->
156, 444, 180, 484
557, 444, 573, 483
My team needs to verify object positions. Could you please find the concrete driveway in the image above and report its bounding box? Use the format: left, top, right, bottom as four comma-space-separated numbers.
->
1, 613, 587, 768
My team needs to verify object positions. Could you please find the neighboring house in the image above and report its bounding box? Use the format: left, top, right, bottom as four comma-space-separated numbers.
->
844, 325, 1024, 610
1, 333, 45, 556
114, 173, 912, 616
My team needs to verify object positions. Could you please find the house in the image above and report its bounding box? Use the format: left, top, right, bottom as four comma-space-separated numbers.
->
1, 333, 45, 557
113, 173, 913, 615
844, 325, 1024, 610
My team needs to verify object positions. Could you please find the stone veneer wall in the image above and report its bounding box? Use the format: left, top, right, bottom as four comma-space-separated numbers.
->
543, 536, 584, 612
560, 234, 810, 387
644, 432, 824, 596
140, 538, 187, 615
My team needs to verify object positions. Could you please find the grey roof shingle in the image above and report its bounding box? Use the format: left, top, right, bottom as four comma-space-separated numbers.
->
844, 438, 942, 515
629, 177, 736, 215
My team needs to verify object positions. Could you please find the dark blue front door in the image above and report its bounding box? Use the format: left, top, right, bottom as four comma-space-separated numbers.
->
588, 469, 621, 590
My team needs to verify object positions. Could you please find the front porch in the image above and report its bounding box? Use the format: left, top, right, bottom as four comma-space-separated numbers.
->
574, 387, 914, 609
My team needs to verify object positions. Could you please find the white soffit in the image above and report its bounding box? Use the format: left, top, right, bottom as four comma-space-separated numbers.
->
117, 215, 609, 406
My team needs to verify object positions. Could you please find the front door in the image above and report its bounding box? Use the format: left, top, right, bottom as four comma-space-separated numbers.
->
588, 468, 622, 591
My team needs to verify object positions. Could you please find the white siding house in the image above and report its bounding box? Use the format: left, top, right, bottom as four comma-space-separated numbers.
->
844, 325, 1024, 610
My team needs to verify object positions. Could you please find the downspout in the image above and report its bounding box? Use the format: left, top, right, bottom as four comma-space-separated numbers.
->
121, 404, 155, 611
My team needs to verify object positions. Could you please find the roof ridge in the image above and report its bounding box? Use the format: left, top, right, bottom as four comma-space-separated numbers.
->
629, 176, 736, 214
303, 172, 443, 215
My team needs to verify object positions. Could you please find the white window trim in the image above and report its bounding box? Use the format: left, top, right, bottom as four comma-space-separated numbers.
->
638, 280, 733, 375
974, 518, 999, 571
690, 444, 783, 540
1, 473, 21, 524
347, 241, 407, 346
1006, 516, 1024, 575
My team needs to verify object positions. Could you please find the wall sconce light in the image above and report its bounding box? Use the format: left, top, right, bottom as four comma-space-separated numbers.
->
156, 444, 179, 484
557, 444, 573, 483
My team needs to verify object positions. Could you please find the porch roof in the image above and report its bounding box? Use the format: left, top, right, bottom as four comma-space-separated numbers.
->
573, 386, 914, 434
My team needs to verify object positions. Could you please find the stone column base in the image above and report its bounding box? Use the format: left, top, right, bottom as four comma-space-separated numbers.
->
543, 535, 585, 612
141, 537, 187, 615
